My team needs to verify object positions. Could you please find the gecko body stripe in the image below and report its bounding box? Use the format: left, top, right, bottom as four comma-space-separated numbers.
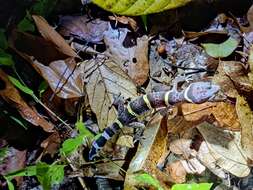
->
183, 84, 194, 103
114, 119, 124, 129
143, 95, 153, 110
164, 91, 171, 106
127, 104, 138, 117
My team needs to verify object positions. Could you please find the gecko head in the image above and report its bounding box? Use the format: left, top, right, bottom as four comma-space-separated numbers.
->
184, 82, 220, 104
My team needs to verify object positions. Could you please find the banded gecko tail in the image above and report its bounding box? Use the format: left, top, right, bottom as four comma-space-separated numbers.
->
89, 81, 220, 160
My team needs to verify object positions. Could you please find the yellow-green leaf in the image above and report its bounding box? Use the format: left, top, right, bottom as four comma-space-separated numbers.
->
202, 37, 239, 58
92, 0, 191, 16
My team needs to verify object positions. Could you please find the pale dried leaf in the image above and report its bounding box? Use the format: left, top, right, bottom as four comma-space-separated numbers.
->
32, 15, 77, 58
236, 95, 253, 160
169, 139, 193, 158
180, 158, 206, 174
83, 58, 137, 130
33, 58, 84, 98
116, 135, 134, 148
166, 161, 187, 183
197, 122, 250, 177
197, 142, 228, 179
0, 69, 54, 132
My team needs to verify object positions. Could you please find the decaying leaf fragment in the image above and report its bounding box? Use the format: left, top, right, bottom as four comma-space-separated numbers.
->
83, 58, 137, 130
0, 69, 54, 132
236, 95, 253, 161
197, 122, 250, 177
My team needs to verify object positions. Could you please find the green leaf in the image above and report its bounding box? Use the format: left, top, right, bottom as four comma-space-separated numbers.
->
5, 165, 37, 180
171, 183, 213, 190
18, 11, 35, 32
31, 0, 58, 18
5, 178, 15, 190
202, 37, 239, 58
0, 29, 8, 50
8, 76, 34, 96
60, 136, 84, 156
9, 116, 27, 129
134, 173, 164, 190
5, 162, 65, 190
38, 80, 48, 97
141, 15, 148, 31
92, 0, 191, 16
76, 121, 94, 137
36, 162, 65, 190
0, 51, 14, 66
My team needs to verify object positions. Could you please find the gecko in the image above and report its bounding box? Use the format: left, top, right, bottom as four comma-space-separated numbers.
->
89, 79, 220, 160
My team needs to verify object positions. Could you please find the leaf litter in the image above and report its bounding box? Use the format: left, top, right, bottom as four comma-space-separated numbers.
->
2, 1, 253, 190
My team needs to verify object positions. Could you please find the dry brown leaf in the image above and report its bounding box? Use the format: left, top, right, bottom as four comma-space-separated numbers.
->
197, 122, 250, 177
165, 161, 187, 183
213, 61, 239, 98
58, 15, 108, 43
182, 102, 216, 122
32, 15, 77, 58
212, 102, 241, 130
33, 58, 84, 98
126, 114, 171, 189
104, 26, 149, 85
0, 69, 54, 132
182, 102, 241, 131
41, 132, 61, 157
236, 95, 253, 161
222, 61, 253, 92
83, 58, 137, 130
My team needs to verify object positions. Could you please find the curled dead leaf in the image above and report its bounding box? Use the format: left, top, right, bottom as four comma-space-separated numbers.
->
32, 15, 77, 58
0, 69, 54, 132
